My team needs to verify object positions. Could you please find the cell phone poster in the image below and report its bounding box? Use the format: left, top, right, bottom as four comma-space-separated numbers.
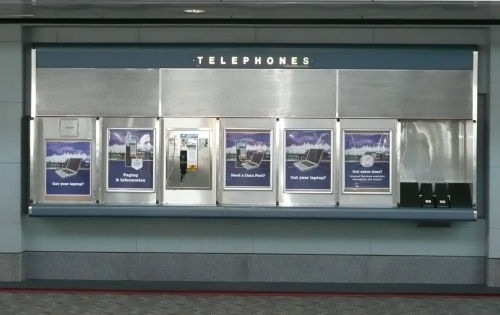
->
285, 129, 332, 192
224, 129, 271, 189
343, 131, 391, 193
45, 140, 91, 196
107, 128, 155, 191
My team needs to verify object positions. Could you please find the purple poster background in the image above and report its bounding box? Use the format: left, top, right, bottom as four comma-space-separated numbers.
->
285, 129, 332, 191
45, 140, 91, 195
344, 131, 390, 191
107, 128, 155, 190
225, 130, 271, 188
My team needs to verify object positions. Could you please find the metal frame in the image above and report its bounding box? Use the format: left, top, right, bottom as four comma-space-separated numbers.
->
341, 129, 393, 195
105, 127, 156, 193
282, 127, 334, 194
222, 127, 274, 191
161, 117, 218, 205
43, 138, 93, 198
165, 129, 212, 190
472, 50, 478, 208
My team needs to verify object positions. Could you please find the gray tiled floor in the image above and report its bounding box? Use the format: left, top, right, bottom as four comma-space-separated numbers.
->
1, 292, 500, 315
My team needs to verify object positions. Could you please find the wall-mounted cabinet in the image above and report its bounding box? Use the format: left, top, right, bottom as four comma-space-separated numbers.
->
29, 45, 478, 220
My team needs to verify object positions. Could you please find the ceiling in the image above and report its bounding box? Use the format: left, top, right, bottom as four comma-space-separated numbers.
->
1, 1, 500, 22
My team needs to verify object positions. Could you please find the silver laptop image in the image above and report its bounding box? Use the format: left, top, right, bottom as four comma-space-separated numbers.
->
55, 158, 82, 179
241, 151, 264, 170
294, 148, 324, 172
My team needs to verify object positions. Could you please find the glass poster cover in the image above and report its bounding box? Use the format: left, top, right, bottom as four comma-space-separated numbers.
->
45, 140, 91, 196
224, 129, 271, 189
107, 128, 155, 191
284, 129, 332, 192
343, 130, 391, 193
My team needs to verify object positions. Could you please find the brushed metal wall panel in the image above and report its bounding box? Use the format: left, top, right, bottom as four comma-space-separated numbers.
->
36, 68, 159, 117
35, 117, 97, 203
278, 118, 336, 207
162, 118, 217, 205
161, 69, 336, 118
400, 120, 469, 183
338, 119, 398, 207
338, 70, 472, 119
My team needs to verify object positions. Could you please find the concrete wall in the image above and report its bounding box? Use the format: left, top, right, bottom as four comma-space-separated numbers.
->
0, 24, 491, 285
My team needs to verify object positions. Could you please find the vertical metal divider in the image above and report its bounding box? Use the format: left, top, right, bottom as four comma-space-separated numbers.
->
30, 49, 37, 118
335, 120, 341, 206
29, 49, 37, 207
472, 51, 478, 209
155, 117, 162, 204
471, 120, 477, 209
161, 119, 167, 205
29, 119, 36, 207
275, 118, 282, 206
215, 118, 222, 205
158, 69, 164, 205
335, 69, 340, 206
213, 118, 220, 206
396, 120, 402, 206
335, 70, 339, 118
95, 117, 102, 203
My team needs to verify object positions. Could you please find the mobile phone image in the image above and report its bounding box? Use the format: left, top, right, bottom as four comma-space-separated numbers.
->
236, 139, 247, 167
125, 132, 137, 167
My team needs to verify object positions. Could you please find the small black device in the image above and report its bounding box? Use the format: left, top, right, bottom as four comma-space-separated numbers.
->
448, 183, 472, 208
180, 150, 187, 182
399, 182, 421, 207
419, 183, 435, 208
434, 183, 450, 208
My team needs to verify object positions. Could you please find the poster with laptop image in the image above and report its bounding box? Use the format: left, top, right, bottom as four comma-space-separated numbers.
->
107, 128, 155, 191
45, 140, 91, 196
285, 129, 332, 191
343, 130, 391, 193
225, 129, 271, 189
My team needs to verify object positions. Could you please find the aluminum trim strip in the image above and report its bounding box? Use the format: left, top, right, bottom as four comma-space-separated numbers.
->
29, 204, 476, 221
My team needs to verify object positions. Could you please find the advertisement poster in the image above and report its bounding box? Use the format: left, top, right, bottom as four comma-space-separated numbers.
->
285, 129, 332, 191
45, 140, 91, 196
107, 128, 155, 191
344, 131, 391, 193
224, 129, 271, 188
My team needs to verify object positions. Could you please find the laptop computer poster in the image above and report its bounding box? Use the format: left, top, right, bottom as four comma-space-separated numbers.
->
343, 130, 391, 193
285, 129, 332, 191
45, 140, 91, 196
107, 128, 155, 191
224, 129, 271, 188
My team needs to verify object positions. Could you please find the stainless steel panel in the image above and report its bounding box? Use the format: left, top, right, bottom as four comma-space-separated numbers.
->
400, 120, 469, 183
29, 119, 36, 202
30, 49, 36, 117
161, 69, 336, 118
473, 51, 478, 121
278, 118, 336, 207
35, 117, 96, 203
102, 118, 158, 204
468, 120, 476, 207
162, 118, 217, 205
338, 119, 397, 207
166, 130, 211, 189
218, 118, 277, 205
36, 68, 159, 117
338, 70, 473, 119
